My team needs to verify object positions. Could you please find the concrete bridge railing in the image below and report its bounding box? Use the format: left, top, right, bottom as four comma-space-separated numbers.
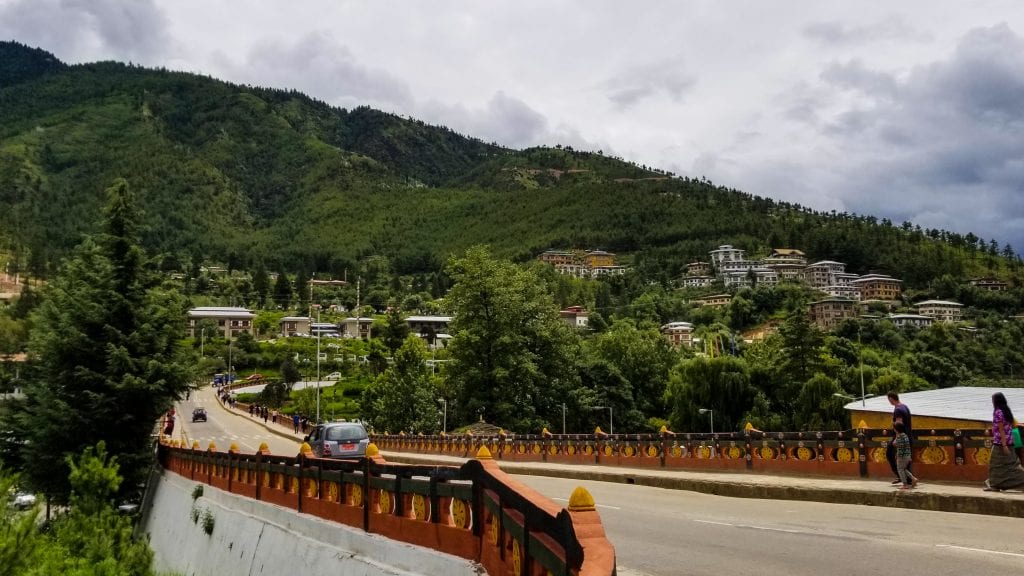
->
372, 427, 997, 484
157, 440, 616, 576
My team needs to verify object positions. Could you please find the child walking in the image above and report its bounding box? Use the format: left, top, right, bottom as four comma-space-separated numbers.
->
894, 421, 917, 489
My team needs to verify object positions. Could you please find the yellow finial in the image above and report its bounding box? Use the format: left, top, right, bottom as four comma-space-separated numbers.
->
299, 442, 314, 457
744, 422, 755, 431
440, 431, 446, 437
229, 443, 239, 453
207, 441, 217, 452
567, 486, 596, 512
498, 429, 506, 437
857, 419, 869, 430
366, 442, 380, 457
594, 426, 604, 435
257, 442, 270, 453
476, 445, 493, 460
192, 440, 200, 450
466, 430, 474, 436
399, 430, 406, 436
659, 425, 669, 433
542, 427, 552, 437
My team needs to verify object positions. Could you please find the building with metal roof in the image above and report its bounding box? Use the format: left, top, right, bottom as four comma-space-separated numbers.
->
840, 387, 1024, 430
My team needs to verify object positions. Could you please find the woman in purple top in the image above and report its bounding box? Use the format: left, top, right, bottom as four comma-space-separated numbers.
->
984, 392, 1024, 491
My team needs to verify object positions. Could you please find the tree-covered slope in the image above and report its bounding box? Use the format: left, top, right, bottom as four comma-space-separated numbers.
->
0, 42, 1018, 286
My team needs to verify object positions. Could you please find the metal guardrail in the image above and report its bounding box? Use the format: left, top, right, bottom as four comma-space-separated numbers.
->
157, 442, 615, 576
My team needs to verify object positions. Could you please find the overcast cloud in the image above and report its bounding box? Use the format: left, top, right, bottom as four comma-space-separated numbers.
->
2, 0, 1023, 251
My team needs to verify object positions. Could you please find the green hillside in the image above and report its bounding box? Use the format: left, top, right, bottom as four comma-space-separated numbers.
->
0, 42, 1019, 287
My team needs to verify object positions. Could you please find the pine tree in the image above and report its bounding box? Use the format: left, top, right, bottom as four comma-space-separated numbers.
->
4, 179, 191, 504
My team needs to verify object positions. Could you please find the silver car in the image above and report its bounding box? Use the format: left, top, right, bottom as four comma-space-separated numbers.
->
305, 422, 369, 459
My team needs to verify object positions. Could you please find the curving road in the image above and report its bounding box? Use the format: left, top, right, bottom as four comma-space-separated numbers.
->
175, 387, 1024, 576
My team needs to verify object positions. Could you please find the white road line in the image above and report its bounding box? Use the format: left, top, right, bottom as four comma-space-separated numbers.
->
692, 519, 806, 534
936, 544, 1024, 558
550, 497, 621, 510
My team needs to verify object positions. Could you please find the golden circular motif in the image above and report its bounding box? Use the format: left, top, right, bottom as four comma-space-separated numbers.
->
291, 477, 300, 493
516, 444, 527, 454
491, 443, 499, 453
566, 445, 577, 455
329, 482, 339, 502
759, 446, 776, 459
796, 447, 813, 461
603, 445, 614, 456
307, 478, 317, 497
263, 471, 271, 487
379, 490, 392, 514
503, 444, 513, 454
921, 446, 946, 465
646, 445, 658, 457
975, 447, 991, 465
532, 443, 542, 454
489, 516, 500, 545
350, 484, 364, 507
671, 446, 685, 458
698, 446, 712, 459
512, 539, 523, 576
583, 445, 594, 456
547, 445, 558, 455
727, 446, 741, 459
275, 474, 284, 490
871, 447, 887, 463
412, 494, 428, 521
835, 447, 853, 463
623, 445, 635, 457
451, 498, 472, 530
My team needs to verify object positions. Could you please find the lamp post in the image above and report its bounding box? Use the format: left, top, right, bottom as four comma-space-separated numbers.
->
592, 406, 613, 435
315, 309, 322, 424
698, 408, 714, 457
561, 403, 567, 435
441, 399, 448, 433
857, 327, 866, 407
200, 327, 206, 358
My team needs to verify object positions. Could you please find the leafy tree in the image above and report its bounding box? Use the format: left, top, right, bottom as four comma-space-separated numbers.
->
281, 358, 301, 386
251, 262, 270, 308
273, 269, 292, 310
795, 373, 846, 431
586, 319, 675, 419
666, 356, 754, 433
360, 335, 439, 433
4, 179, 190, 504
380, 308, 411, 354
445, 246, 579, 432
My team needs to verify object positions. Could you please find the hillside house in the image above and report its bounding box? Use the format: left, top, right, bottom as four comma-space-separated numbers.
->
808, 298, 858, 330
851, 274, 903, 301
915, 300, 963, 323
279, 316, 312, 337
559, 306, 590, 329
886, 313, 934, 329
969, 278, 1007, 291
694, 294, 731, 308
661, 321, 695, 349
187, 307, 255, 338
340, 317, 373, 339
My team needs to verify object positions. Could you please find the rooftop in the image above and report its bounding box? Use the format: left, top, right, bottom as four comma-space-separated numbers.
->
840, 387, 1024, 423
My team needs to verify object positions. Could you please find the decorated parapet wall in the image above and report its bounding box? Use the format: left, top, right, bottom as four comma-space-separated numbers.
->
372, 426, 998, 483
157, 440, 616, 576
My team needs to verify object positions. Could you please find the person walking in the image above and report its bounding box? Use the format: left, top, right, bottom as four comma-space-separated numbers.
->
984, 392, 1024, 491
293, 413, 300, 434
885, 391, 913, 485
893, 421, 917, 490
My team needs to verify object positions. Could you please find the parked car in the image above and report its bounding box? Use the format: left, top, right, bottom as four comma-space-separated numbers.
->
324, 372, 342, 380
191, 407, 208, 422
305, 422, 369, 458
11, 491, 35, 510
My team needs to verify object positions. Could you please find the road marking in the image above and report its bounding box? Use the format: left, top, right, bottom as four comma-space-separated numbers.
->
550, 497, 621, 510
692, 519, 806, 534
936, 544, 1024, 558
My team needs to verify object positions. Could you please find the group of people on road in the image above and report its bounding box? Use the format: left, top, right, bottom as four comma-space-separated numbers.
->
886, 390, 1024, 492
249, 403, 271, 423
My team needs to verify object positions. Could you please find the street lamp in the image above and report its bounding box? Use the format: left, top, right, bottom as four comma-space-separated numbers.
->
440, 399, 448, 433
591, 406, 613, 435
561, 403, 567, 435
698, 408, 715, 457
200, 327, 206, 358
833, 392, 876, 403
315, 309, 322, 424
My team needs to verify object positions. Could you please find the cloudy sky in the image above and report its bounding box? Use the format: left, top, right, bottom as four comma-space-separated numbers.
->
3, 1, 1024, 252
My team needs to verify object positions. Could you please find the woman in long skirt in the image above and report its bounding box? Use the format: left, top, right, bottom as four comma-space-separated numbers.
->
984, 392, 1024, 491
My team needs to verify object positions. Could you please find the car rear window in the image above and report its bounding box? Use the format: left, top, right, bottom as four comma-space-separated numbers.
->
325, 425, 366, 442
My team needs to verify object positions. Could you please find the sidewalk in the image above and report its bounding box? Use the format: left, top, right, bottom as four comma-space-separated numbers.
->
203, 386, 1024, 519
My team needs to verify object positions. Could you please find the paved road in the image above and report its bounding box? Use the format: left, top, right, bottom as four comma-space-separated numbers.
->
177, 387, 1024, 576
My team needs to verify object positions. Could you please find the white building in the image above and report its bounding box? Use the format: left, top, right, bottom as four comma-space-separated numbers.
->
187, 307, 255, 338
887, 314, 934, 329
661, 321, 695, 349
915, 300, 963, 324
709, 245, 746, 270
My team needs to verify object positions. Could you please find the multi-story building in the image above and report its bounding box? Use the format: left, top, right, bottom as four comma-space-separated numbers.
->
887, 313, 934, 329
583, 250, 616, 268
723, 268, 779, 289
279, 316, 311, 337
764, 248, 807, 266
851, 274, 903, 301
340, 317, 374, 339
661, 321, 695, 349
808, 298, 859, 330
538, 249, 623, 278
824, 285, 861, 300
709, 245, 746, 270
764, 262, 805, 282
915, 300, 963, 323
969, 278, 1008, 291
679, 275, 715, 289
538, 250, 576, 267
187, 307, 256, 338
559, 306, 590, 329
694, 294, 732, 308
802, 261, 847, 289
406, 315, 452, 348
686, 262, 710, 276
590, 265, 626, 277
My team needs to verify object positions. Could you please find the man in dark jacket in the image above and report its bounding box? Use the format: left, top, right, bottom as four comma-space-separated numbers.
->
885, 391, 913, 485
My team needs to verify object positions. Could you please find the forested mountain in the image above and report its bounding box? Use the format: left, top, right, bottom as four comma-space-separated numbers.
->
0, 42, 1019, 286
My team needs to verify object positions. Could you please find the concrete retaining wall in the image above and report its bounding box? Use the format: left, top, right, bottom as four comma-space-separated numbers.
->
141, 468, 481, 576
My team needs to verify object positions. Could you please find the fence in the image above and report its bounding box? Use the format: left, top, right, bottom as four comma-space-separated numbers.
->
157, 440, 616, 576
371, 427, 998, 483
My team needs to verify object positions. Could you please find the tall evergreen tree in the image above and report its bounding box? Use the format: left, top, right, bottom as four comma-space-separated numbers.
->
251, 262, 270, 308
273, 269, 292, 310
3, 179, 190, 504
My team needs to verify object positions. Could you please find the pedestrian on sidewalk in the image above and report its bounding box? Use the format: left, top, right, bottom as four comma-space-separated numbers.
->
886, 391, 913, 485
262, 406, 268, 423
893, 421, 917, 490
984, 392, 1024, 491
293, 413, 300, 434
